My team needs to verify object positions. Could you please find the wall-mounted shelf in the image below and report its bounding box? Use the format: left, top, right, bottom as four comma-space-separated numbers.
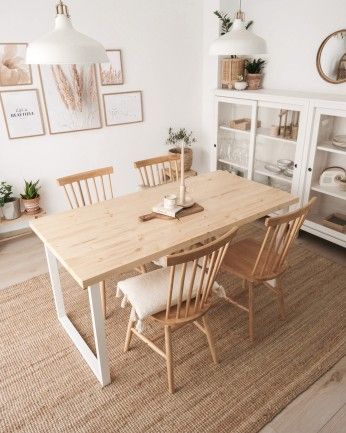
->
310, 184, 346, 200
254, 161, 293, 184
218, 159, 247, 171
256, 127, 297, 145
0, 209, 46, 243
219, 125, 250, 135
316, 142, 346, 155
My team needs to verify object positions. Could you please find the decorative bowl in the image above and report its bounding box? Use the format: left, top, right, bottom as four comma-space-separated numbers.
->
277, 159, 293, 170
283, 167, 294, 177
234, 81, 248, 91
332, 135, 346, 149
265, 163, 282, 174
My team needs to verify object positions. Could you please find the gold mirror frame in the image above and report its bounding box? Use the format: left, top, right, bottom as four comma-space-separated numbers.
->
316, 29, 346, 84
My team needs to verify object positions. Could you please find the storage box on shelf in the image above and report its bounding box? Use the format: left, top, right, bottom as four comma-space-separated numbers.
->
213, 89, 346, 247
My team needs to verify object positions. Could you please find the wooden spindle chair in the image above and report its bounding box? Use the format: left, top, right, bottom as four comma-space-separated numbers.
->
134, 154, 180, 188
118, 228, 238, 393
56, 166, 146, 319
221, 198, 316, 341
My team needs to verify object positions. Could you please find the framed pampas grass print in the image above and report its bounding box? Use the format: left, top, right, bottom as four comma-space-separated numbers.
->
0, 43, 32, 86
103, 91, 143, 126
99, 50, 124, 85
39, 64, 102, 134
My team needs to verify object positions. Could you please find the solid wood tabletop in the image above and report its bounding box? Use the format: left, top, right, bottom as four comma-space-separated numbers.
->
30, 171, 299, 288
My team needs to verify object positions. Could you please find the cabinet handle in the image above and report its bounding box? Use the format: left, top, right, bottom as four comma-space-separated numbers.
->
213, 144, 217, 148
294, 163, 297, 168
308, 167, 312, 172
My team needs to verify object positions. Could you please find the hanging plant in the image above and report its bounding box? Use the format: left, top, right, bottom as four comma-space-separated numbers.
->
213, 10, 253, 36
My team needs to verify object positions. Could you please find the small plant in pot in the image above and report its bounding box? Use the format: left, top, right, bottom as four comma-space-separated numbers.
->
0, 181, 21, 220
21, 180, 41, 214
234, 75, 248, 91
245, 58, 266, 90
166, 128, 196, 171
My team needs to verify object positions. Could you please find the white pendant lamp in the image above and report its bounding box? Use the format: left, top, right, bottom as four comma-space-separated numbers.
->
209, 1, 266, 56
26, 1, 108, 65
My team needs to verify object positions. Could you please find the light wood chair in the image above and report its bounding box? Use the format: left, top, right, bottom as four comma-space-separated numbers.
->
57, 166, 146, 319
221, 198, 316, 341
134, 154, 180, 188
118, 228, 238, 393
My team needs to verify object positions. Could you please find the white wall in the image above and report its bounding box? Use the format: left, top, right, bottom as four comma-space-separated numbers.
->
0, 0, 203, 215
222, 0, 346, 93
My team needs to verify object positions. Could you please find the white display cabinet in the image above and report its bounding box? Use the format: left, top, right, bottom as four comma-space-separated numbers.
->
213, 89, 346, 247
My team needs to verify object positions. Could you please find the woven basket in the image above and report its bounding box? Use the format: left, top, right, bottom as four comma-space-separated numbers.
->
221, 58, 245, 89
169, 148, 193, 171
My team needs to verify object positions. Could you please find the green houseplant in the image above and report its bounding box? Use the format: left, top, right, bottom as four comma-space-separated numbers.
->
21, 180, 41, 214
166, 128, 196, 171
0, 181, 21, 220
245, 58, 266, 90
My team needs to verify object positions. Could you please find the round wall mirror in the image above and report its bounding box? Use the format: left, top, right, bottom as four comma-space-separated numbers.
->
316, 30, 346, 84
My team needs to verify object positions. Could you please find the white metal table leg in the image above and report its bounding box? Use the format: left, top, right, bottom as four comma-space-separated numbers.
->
44, 246, 111, 387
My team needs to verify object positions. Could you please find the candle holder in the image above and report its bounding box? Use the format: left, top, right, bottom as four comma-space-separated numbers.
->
177, 140, 195, 208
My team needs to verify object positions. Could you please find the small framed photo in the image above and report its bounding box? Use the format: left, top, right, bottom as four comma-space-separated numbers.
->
0, 43, 32, 86
0, 89, 45, 139
103, 91, 143, 126
99, 50, 124, 85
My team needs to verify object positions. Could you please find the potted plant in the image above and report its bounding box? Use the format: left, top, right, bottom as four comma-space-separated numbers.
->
234, 75, 248, 91
245, 58, 266, 90
0, 181, 21, 220
166, 128, 196, 171
20, 180, 41, 214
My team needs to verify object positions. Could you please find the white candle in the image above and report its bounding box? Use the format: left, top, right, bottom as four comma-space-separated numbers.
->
179, 140, 185, 205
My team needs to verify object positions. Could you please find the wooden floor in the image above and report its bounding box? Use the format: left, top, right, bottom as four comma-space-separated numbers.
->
0, 230, 345, 433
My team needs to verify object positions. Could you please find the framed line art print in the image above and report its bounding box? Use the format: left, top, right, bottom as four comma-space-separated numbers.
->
0, 89, 45, 139
103, 91, 143, 126
0, 43, 32, 86
99, 50, 124, 85
39, 64, 102, 135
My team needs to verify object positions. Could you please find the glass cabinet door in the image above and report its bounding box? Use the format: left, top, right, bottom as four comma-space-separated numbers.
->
252, 101, 306, 196
303, 108, 346, 246
215, 97, 256, 179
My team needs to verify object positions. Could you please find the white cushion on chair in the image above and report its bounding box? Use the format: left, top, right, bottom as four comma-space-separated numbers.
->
117, 264, 219, 320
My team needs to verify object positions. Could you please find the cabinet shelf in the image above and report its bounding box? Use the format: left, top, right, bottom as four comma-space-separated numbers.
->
254, 161, 292, 184
316, 141, 346, 155
310, 184, 346, 200
256, 127, 297, 144
219, 125, 250, 135
218, 159, 247, 171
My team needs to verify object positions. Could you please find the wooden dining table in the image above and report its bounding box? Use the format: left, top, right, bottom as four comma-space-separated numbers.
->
30, 170, 299, 387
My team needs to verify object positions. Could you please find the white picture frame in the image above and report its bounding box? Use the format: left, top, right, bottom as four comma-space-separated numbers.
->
39, 64, 102, 135
103, 91, 143, 126
99, 50, 124, 85
0, 89, 45, 139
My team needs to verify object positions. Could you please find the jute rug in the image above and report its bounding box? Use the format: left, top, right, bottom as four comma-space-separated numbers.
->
1, 225, 345, 433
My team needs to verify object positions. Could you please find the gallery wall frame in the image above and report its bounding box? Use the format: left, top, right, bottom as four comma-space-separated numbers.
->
0, 43, 32, 87
0, 89, 45, 139
38, 64, 102, 135
99, 49, 124, 86
102, 90, 143, 127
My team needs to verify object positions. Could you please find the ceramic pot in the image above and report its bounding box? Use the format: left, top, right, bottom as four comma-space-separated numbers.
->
246, 73, 263, 90
234, 81, 248, 91
22, 196, 40, 214
2, 197, 21, 220
169, 147, 193, 171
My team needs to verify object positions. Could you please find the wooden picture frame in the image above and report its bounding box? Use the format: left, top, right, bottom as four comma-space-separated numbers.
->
103, 91, 143, 126
38, 64, 102, 135
99, 50, 124, 86
0, 43, 32, 87
316, 29, 346, 84
0, 89, 45, 139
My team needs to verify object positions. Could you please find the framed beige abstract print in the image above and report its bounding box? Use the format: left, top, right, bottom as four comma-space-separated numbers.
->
39, 64, 102, 134
99, 50, 124, 85
103, 91, 143, 126
0, 43, 32, 86
0, 89, 45, 139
